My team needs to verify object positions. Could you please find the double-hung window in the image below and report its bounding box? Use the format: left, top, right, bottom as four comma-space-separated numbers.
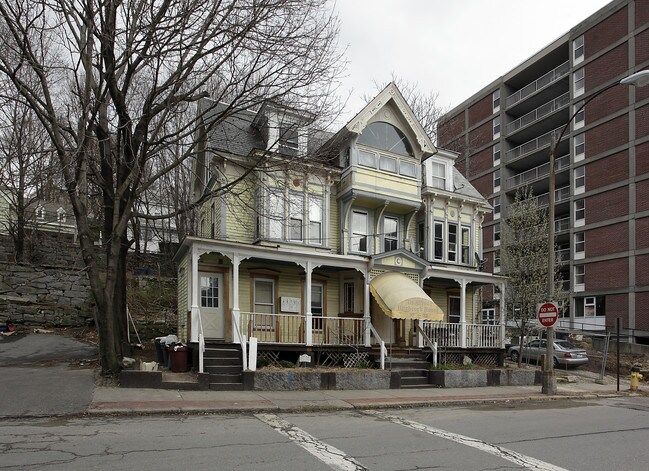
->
433, 221, 444, 261
288, 192, 303, 241
308, 194, 323, 245
494, 222, 500, 246
493, 117, 500, 139
461, 226, 471, 264
311, 283, 324, 330
575, 199, 585, 226
351, 210, 369, 253
575, 232, 585, 259
573, 36, 584, 65
574, 166, 585, 194
384, 216, 398, 252
574, 68, 585, 97
575, 265, 585, 291
493, 169, 501, 192
279, 125, 299, 156
268, 191, 284, 240
448, 223, 458, 262
493, 143, 501, 165
343, 282, 355, 313
492, 90, 500, 113
430, 161, 446, 189
493, 195, 501, 219
574, 101, 585, 130
254, 279, 275, 329
574, 134, 585, 161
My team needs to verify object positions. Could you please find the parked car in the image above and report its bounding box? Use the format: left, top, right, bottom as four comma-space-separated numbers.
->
509, 339, 588, 368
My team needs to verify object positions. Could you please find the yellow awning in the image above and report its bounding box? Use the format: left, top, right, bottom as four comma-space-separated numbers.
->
370, 272, 444, 321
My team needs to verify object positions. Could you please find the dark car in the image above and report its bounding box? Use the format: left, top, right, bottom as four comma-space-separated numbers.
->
509, 339, 588, 368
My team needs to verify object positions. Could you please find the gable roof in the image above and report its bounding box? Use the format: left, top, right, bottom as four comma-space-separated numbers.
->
345, 82, 437, 157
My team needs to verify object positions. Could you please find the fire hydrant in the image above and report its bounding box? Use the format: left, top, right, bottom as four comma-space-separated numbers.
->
630, 365, 643, 392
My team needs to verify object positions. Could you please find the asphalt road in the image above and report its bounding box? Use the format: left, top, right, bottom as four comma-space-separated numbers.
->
1, 396, 647, 470
0, 333, 97, 418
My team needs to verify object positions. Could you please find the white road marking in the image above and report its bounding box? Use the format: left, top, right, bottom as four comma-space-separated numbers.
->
362, 410, 569, 471
255, 413, 367, 471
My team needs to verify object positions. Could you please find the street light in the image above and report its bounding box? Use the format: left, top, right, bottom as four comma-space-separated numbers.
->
543, 69, 649, 395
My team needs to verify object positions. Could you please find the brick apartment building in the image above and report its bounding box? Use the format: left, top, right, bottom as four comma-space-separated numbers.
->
437, 0, 649, 343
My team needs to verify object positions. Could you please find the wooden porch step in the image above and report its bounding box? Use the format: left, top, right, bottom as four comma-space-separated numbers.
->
203, 342, 244, 390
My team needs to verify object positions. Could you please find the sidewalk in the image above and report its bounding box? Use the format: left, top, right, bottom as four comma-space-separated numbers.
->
88, 379, 630, 416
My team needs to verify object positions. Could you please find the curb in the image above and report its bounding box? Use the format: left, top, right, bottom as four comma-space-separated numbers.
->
82, 391, 628, 418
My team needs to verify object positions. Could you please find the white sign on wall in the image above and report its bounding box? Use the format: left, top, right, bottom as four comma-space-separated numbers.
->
280, 296, 301, 313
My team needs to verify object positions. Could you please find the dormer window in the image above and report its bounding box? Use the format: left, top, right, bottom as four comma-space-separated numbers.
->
278, 124, 299, 156
36, 206, 45, 220
358, 121, 413, 157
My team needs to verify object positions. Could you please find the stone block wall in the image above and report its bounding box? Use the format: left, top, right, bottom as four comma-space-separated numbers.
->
0, 262, 95, 327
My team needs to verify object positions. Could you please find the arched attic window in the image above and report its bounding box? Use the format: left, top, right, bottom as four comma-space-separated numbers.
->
357, 121, 414, 157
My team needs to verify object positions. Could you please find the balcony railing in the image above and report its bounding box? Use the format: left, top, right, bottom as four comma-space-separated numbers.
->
537, 186, 571, 207
506, 92, 570, 134
505, 154, 570, 190
505, 126, 564, 163
555, 216, 571, 233
506, 61, 570, 108
556, 247, 571, 263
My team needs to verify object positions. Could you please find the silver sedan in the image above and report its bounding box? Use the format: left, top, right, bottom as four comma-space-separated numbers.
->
509, 339, 588, 368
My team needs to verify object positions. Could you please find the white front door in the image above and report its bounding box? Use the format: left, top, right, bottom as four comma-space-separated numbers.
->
199, 272, 224, 339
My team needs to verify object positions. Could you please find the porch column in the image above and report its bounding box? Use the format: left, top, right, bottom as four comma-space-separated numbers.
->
305, 261, 313, 346
499, 282, 506, 349
232, 254, 242, 344
190, 246, 200, 343
458, 278, 467, 349
364, 271, 371, 347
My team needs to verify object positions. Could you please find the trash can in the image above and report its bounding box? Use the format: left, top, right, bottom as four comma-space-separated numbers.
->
168, 345, 190, 373
154, 338, 165, 364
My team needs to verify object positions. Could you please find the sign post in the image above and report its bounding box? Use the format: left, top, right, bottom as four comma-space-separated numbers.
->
538, 302, 558, 395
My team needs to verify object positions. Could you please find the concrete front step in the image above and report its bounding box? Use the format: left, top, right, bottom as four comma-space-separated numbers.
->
209, 382, 244, 391
205, 365, 243, 374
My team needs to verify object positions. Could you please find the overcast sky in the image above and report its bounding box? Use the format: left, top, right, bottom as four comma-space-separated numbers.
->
333, 0, 611, 124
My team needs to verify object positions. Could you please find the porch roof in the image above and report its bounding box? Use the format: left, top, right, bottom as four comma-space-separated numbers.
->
370, 272, 444, 321
174, 236, 369, 271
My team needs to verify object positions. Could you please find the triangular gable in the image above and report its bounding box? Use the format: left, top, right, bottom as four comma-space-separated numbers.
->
371, 248, 429, 271
345, 83, 436, 158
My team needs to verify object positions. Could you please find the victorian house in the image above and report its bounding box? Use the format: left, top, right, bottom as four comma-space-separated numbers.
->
174, 83, 507, 389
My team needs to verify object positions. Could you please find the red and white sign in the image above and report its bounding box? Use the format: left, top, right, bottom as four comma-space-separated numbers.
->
537, 302, 559, 327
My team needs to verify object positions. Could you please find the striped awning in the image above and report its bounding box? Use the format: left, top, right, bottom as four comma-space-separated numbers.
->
370, 272, 444, 321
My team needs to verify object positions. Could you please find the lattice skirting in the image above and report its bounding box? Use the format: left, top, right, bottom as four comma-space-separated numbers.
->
438, 351, 499, 367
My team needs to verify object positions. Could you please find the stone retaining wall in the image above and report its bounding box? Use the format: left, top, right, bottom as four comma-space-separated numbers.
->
0, 262, 95, 326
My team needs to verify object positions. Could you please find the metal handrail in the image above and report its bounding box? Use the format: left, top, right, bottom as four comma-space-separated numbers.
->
196, 309, 205, 374
505, 126, 565, 163
232, 312, 248, 370
416, 323, 438, 367
369, 323, 386, 370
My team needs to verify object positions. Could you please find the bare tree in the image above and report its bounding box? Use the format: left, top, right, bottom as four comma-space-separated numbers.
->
0, 97, 52, 261
501, 187, 565, 366
0, 0, 344, 375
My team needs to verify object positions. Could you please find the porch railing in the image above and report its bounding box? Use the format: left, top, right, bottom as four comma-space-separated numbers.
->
239, 312, 366, 346
238, 313, 503, 350
420, 322, 502, 348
